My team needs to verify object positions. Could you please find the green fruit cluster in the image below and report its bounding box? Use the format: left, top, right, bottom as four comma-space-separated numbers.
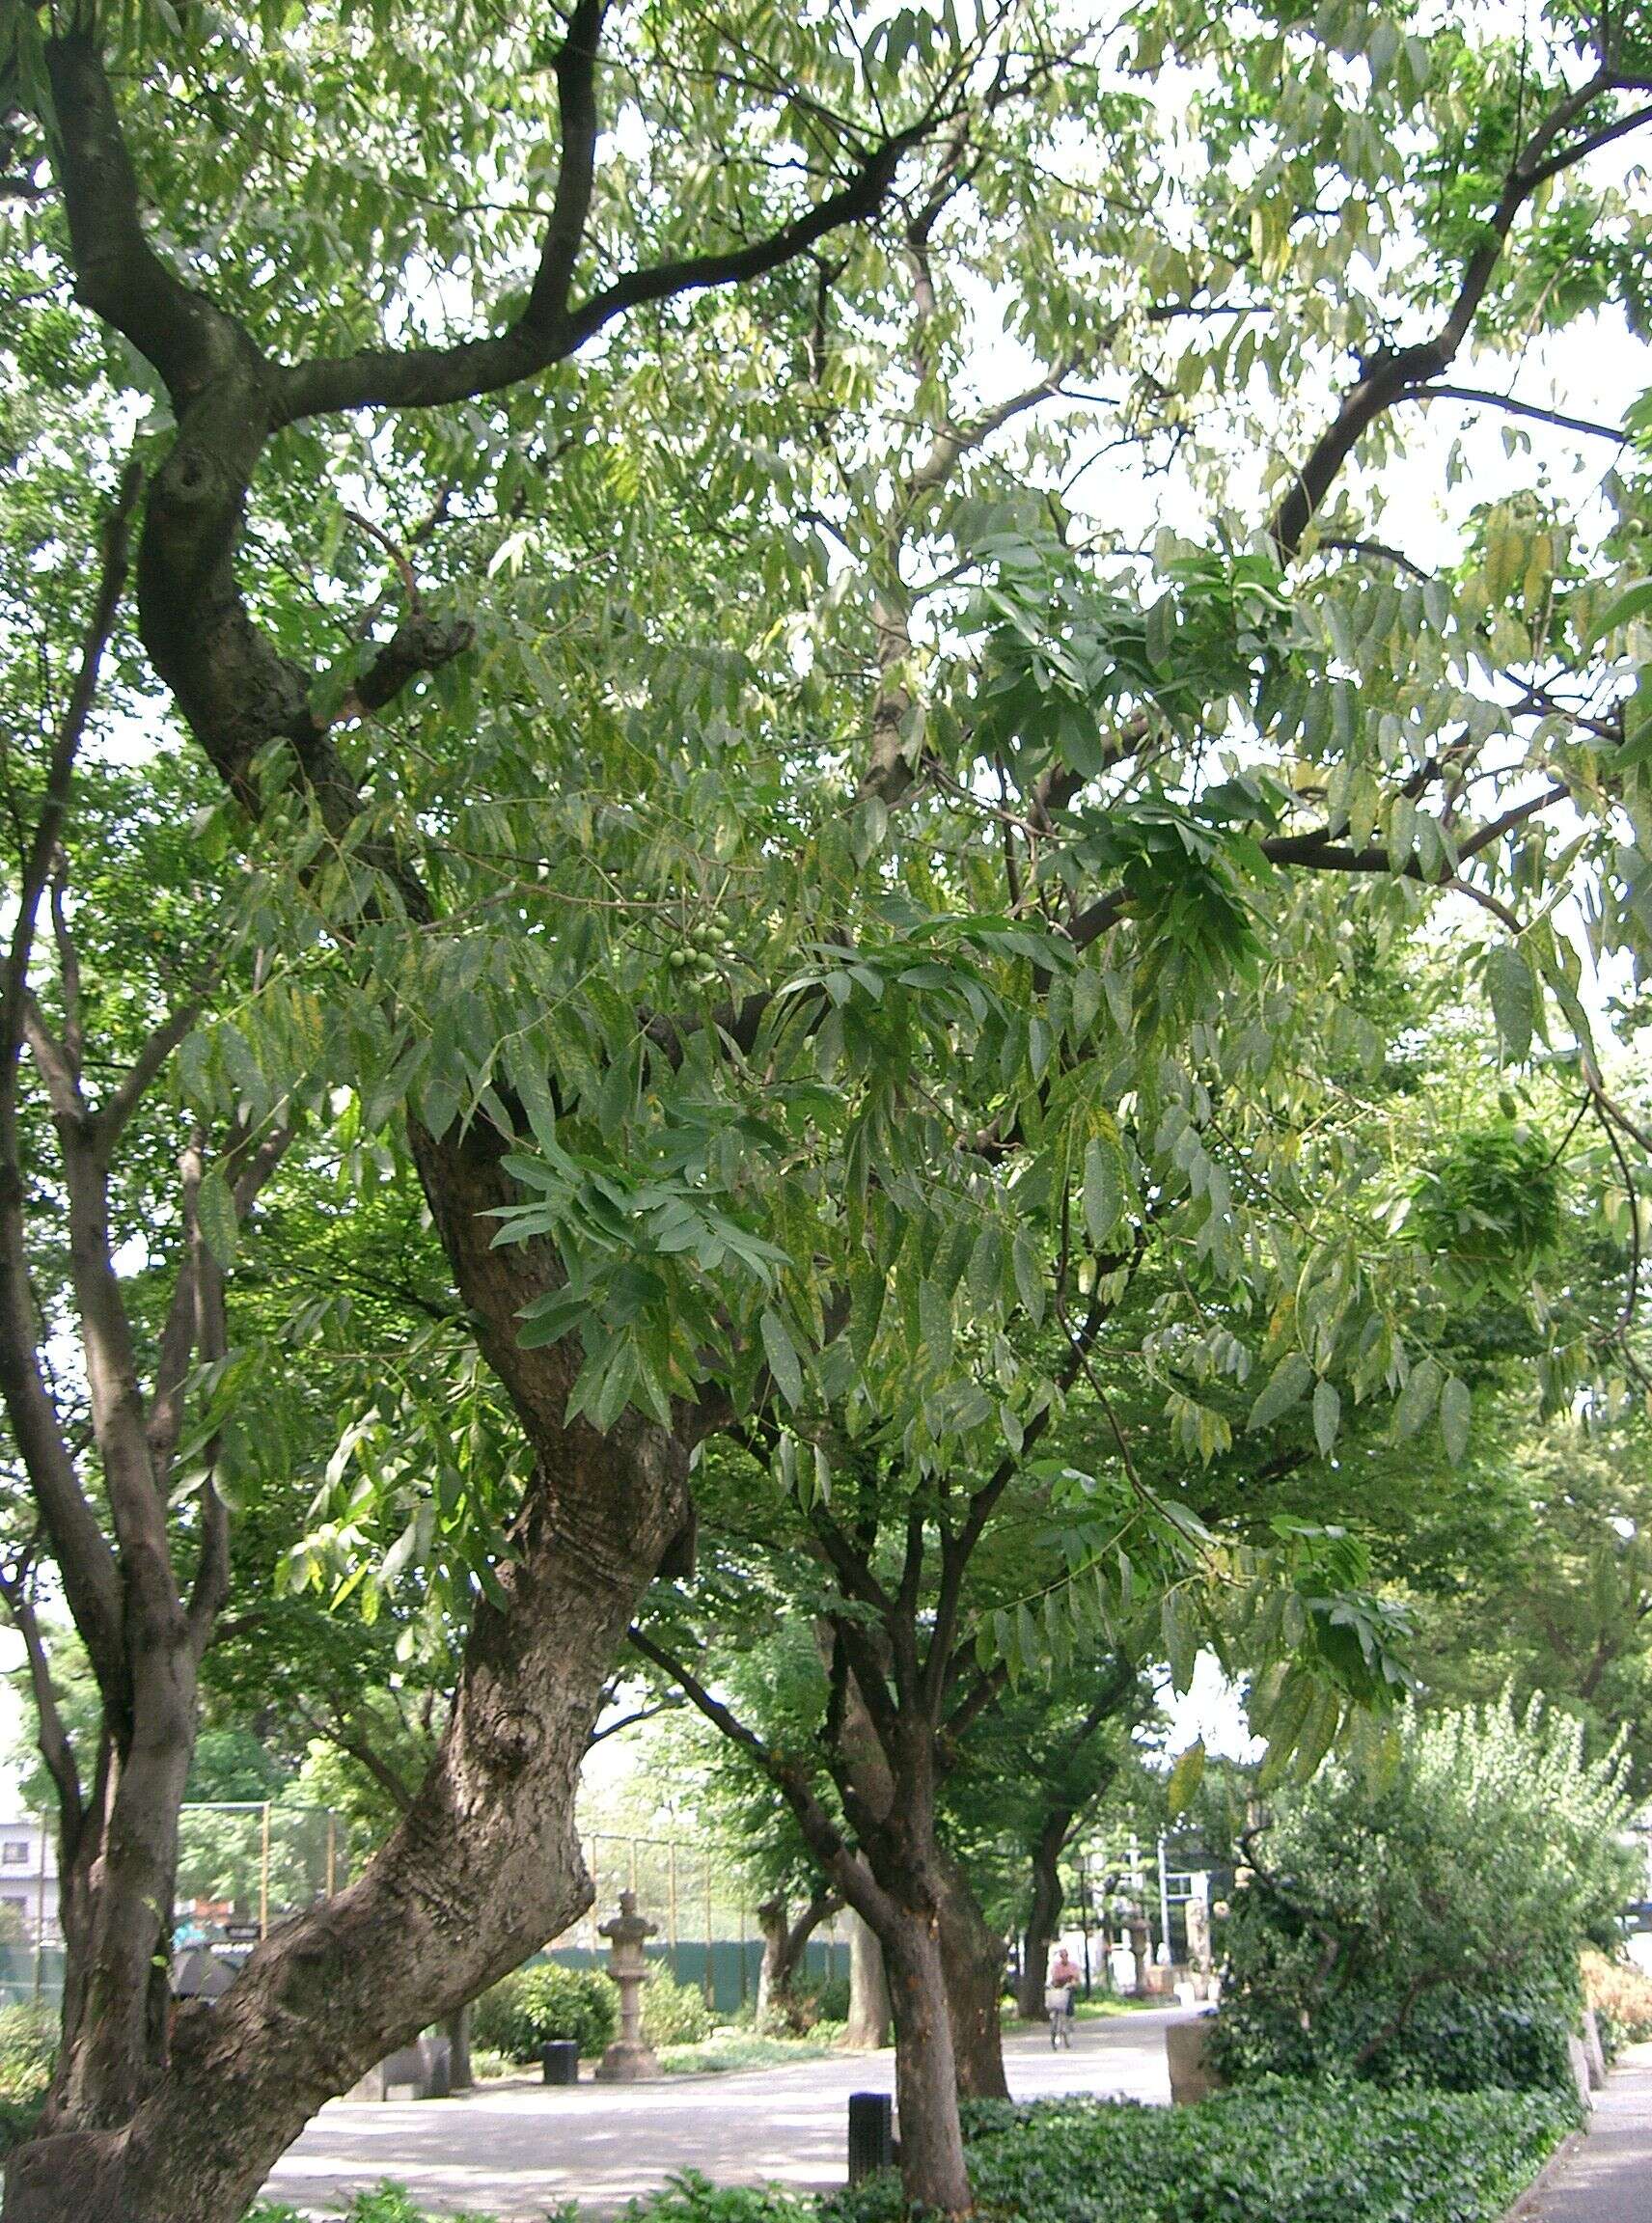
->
667, 919, 739, 992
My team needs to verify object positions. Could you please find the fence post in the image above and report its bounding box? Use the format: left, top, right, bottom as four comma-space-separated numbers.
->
260, 1801, 271, 1939
703, 1863, 714, 2007
669, 1841, 679, 1979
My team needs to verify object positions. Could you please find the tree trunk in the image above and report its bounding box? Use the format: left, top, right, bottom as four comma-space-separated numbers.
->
881, 1907, 973, 2215
6, 1390, 689, 2223
1016, 1809, 1071, 2020
755, 1897, 787, 2024
843, 1907, 891, 2048
446, 2004, 473, 2093
934, 1850, 1008, 2100
755, 1890, 838, 2027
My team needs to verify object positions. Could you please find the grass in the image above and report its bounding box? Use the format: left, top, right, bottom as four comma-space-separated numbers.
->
659, 2031, 843, 2076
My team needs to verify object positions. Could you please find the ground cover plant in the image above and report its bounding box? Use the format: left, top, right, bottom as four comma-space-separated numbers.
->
238, 2079, 1580, 2223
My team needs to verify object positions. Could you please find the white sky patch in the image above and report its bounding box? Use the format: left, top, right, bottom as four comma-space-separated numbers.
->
1154, 1650, 1264, 1765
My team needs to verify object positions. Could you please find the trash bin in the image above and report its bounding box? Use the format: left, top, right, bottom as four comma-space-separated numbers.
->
847, 2091, 895, 2182
542, 2040, 580, 2085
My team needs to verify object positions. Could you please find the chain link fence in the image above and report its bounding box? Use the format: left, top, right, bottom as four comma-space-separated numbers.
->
546, 1833, 848, 2016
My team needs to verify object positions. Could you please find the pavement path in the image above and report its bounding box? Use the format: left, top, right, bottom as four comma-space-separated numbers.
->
1520, 2042, 1652, 2222
261, 2006, 1193, 2219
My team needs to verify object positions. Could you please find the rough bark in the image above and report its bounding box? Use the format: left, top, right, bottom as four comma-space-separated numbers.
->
843, 1907, 892, 2049
1016, 1809, 1072, 2020
881, 1907, 973, 2215
7, 1407, 687, 2223
934, 1849, 1008, 2099
755, 1889, 839, 2026
446, 2004, 474, 2093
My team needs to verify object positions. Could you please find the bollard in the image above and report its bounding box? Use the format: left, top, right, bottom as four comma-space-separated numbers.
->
542, 2040, 580, 2086
847, 2091, 895, 2183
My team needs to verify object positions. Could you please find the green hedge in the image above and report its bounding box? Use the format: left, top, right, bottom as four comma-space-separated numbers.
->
831, 2084, 1579, 2223
643, 1967, 714, 2047
469, 1963, 617, 2061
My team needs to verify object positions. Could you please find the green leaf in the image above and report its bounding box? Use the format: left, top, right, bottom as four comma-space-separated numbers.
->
196, 1163, 238, 1269
1161, 1587, 1198, 1693
1167, 1738, 1206, 1818
1485, 945, 1534, 1065
1083, 1136, 1123, 1247
1312, 1378, 1340, 1459
1440, 1375, 1472, 1465
760, 1309, 804, 1410
1393, 1355, 1444, 1441
1250, 1352, 1313, 1432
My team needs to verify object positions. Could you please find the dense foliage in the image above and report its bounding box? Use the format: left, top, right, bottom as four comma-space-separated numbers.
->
468, 1965, 617, 2063
9, 0, 1652, 2211
1211, 1696, 1636, 2090
241, 2081, 1581, 2223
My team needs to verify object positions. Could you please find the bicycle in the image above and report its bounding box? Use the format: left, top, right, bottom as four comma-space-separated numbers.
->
1044, 1985, 1076, 2048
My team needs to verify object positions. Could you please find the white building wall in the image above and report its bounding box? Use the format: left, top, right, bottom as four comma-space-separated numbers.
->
0, 1818, 59, 1945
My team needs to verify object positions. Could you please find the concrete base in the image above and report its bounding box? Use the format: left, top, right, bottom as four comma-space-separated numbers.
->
595, 2040, 661, 2082
1166, 2015, 1223, 2105
348, 2034, 453, 2101
1583, 2009, 1609, 2091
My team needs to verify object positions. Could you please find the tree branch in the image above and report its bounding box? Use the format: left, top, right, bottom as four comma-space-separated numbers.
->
1270, 70, 1639, 559
277, 121, 931, 423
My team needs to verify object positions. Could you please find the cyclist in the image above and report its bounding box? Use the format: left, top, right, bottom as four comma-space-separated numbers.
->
1045, 1945, 1082, 2046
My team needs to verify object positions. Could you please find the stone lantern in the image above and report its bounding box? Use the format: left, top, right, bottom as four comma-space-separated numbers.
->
595, 1890, 660, 2080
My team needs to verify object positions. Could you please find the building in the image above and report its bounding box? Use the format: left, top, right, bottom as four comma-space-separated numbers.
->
0, 1818, 58, 1946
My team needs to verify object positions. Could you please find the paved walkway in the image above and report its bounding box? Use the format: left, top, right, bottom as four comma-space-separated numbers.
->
1522, 2043, 1652, 2220
262, 2007, 1191, 2219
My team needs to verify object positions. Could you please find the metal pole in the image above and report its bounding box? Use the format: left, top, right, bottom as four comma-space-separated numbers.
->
703, 1861, 714, 2006
669, 1841, 679, 1979
260, 1802, 271, 1939
1158, 1833, 1172, 1964
34, 1815, 45, 2000
1078, 1858, 1092, 1996
591, 1838, 599, 1940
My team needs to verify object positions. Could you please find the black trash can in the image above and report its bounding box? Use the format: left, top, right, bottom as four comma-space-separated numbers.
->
847, 2091, 895, 2183
541, 2040, 580, 2085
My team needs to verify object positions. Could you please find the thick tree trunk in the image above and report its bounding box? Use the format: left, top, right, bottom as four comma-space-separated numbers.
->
881, 1907, 973, 2215
843, 1907, 891, 2048
934, 1851, 1008, 2100
1016, 1810, 1071, 2020
46, 1626, 198, 2130
446, 2004, 474, 2092
7, 1340, 689, 2223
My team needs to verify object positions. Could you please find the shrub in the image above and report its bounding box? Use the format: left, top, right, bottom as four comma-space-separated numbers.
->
0, 2002, 56, 2104
830, 2083, 1578, 2223
470, 1962, 617, 2061
1210, 1695, 1634, 2093
643, 1965, 713, 2046
761, 1970, 849, 2037
1583, 1946, 1652, 2051
620, 2171, 814, 2223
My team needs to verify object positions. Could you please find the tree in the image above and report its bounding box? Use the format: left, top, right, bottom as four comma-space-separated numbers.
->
7, 2, 1652, 2217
